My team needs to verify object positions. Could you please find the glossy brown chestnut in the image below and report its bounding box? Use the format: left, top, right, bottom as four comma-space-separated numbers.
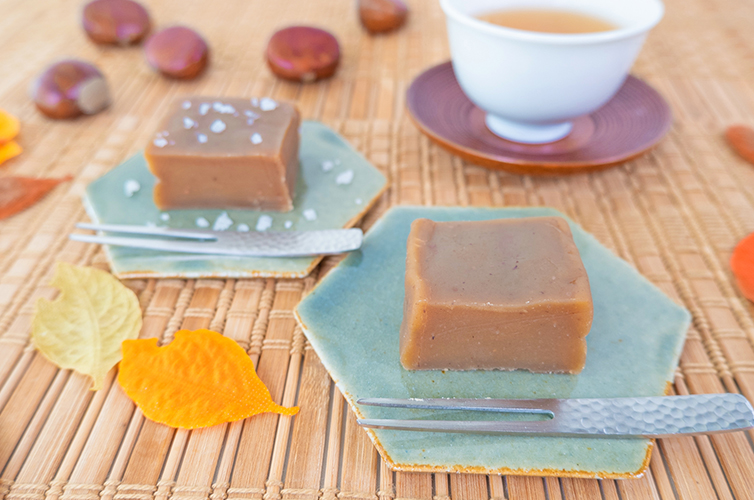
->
266, 26, 340, 82
359, 0, 408, 34
31, 60, 111, 119
144, 26, 209, 79
82, 0, 151, 45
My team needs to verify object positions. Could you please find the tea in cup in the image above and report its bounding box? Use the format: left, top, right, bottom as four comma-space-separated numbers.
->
439, 0, 664, 144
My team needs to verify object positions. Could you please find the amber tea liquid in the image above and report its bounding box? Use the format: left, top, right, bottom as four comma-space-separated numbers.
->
476, 8, 617, 34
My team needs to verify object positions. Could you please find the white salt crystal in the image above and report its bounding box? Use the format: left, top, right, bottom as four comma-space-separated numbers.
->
123, 179, 140, 197
153, 137, 168, 148
199, 103, 211, 115
182, 100, 192, 110
250, 133, 263, 144
260, 97, 277, 111
210, 120, 226, 133
284, 220, 293, 229
256, 215, 273, 231
213, 211, 234, 231
336, 169, 354, 185
321, 160, 334, 172
355, 198, 362, 205
197, 133, 208, 144
237, 223, 250, 232
303, 209, 317, 221
213, 102, 236, 114
183, 117, 197, 129
160, 213, 170, 221
196, 217, 210, 228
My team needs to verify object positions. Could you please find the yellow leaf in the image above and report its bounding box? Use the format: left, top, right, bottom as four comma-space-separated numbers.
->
32, 262, 142, 390
118, 329, 298, 429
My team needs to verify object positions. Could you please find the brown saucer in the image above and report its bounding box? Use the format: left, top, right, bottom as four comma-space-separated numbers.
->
406, 62, 672, 175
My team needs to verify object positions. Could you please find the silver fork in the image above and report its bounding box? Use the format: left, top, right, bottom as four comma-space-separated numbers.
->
356, 394, 754, 438
70, 223, 363, 257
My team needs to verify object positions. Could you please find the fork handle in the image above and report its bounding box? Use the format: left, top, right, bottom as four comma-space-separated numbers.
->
358, 394, 754, 438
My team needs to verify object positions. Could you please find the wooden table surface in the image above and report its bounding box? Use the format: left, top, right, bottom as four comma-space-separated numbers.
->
2, 0, 754, 499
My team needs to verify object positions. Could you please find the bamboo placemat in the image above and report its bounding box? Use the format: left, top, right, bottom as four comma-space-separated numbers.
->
2, 0, 754, 498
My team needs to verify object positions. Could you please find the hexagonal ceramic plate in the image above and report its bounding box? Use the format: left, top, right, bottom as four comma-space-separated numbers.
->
83, 121, 387, 279
295, 206, 691, 479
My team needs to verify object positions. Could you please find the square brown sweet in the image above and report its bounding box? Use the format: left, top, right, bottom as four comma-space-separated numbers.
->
399, 216, 593, 373
145, 97, 300, 211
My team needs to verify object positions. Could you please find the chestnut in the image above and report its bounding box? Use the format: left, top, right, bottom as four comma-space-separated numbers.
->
82, 0, 151, 45
31, 60, 111, 119
144, 26, 209, 79
359, 0, 408, 34
266, 26, 340, 83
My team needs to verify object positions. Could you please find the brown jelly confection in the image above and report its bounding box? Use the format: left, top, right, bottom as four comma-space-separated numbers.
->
399, 216, 593, 374
145, 97, 300, 211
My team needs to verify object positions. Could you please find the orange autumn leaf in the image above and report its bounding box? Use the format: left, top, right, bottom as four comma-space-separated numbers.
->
731, 232, 754, 302
0, 141, 22, 166
726, 125, 754, 166
0, 176, 71, 220
118, 329, 298, 429
0, 109, 20, 145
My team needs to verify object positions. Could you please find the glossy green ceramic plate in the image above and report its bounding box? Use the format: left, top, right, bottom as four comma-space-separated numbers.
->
83, 121, 387, 279
295, 206, 691, 479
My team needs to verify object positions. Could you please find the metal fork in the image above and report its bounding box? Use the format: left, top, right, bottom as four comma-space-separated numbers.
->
70, 223, 363, 257
356, 394, 754, 438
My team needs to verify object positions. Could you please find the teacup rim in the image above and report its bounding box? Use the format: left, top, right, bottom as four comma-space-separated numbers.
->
438, 0, 665, 45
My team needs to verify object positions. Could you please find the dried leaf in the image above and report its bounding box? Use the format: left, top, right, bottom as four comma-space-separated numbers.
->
118, 329, 298, 429
0, 140, 22, 166
0, 175, 71, 220
726, 125, 754, 166
0, 109, 20, 145
731, 232, 754, 302
32, 262, 142, 390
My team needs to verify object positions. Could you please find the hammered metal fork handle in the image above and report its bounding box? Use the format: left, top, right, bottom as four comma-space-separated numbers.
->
357, 394, 754, 438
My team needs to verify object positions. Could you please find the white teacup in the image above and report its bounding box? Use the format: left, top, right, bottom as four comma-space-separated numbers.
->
439, 0, 664, 144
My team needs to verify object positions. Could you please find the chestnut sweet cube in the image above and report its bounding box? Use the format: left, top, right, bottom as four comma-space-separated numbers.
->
145, 96, 300, 211
399, 216, 593, 374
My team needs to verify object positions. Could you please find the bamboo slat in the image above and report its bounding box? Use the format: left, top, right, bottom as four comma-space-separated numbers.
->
3, 0, 754, 498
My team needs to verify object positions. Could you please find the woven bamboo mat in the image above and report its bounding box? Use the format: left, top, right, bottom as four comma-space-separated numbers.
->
2, 0, 754, 498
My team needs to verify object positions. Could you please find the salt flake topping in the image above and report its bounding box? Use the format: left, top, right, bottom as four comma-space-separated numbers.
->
259, 98, 277, 111
250, 133, 263, 145
321, 160, 334, 172
199, 103, 211, 115
153, 137, 168, 148
303, 209, 317, 221
182, 100, 192, 110
256, 215, 273, 231
237, 223, 250, 232
210, 120, 227, 133
284, 220, 293, 229
213, 211, 234, 231
124, 179, 140, 197
336, 170, 354, 185
197, 133, 208, 144
160, 213, 170, 221
213, 102, 236, 114
196, 217, 210, 228
183, 117, 197, 129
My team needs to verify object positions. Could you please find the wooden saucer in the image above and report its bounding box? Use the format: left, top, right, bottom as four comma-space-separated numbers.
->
406, 62, 672, 175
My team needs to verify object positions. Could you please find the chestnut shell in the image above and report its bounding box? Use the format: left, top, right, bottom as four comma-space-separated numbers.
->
359, 0, 408, 34
31, 60, 111, 119
144, 26, 209, 79
82, 0, 151, 45
266, 26, 340, 82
